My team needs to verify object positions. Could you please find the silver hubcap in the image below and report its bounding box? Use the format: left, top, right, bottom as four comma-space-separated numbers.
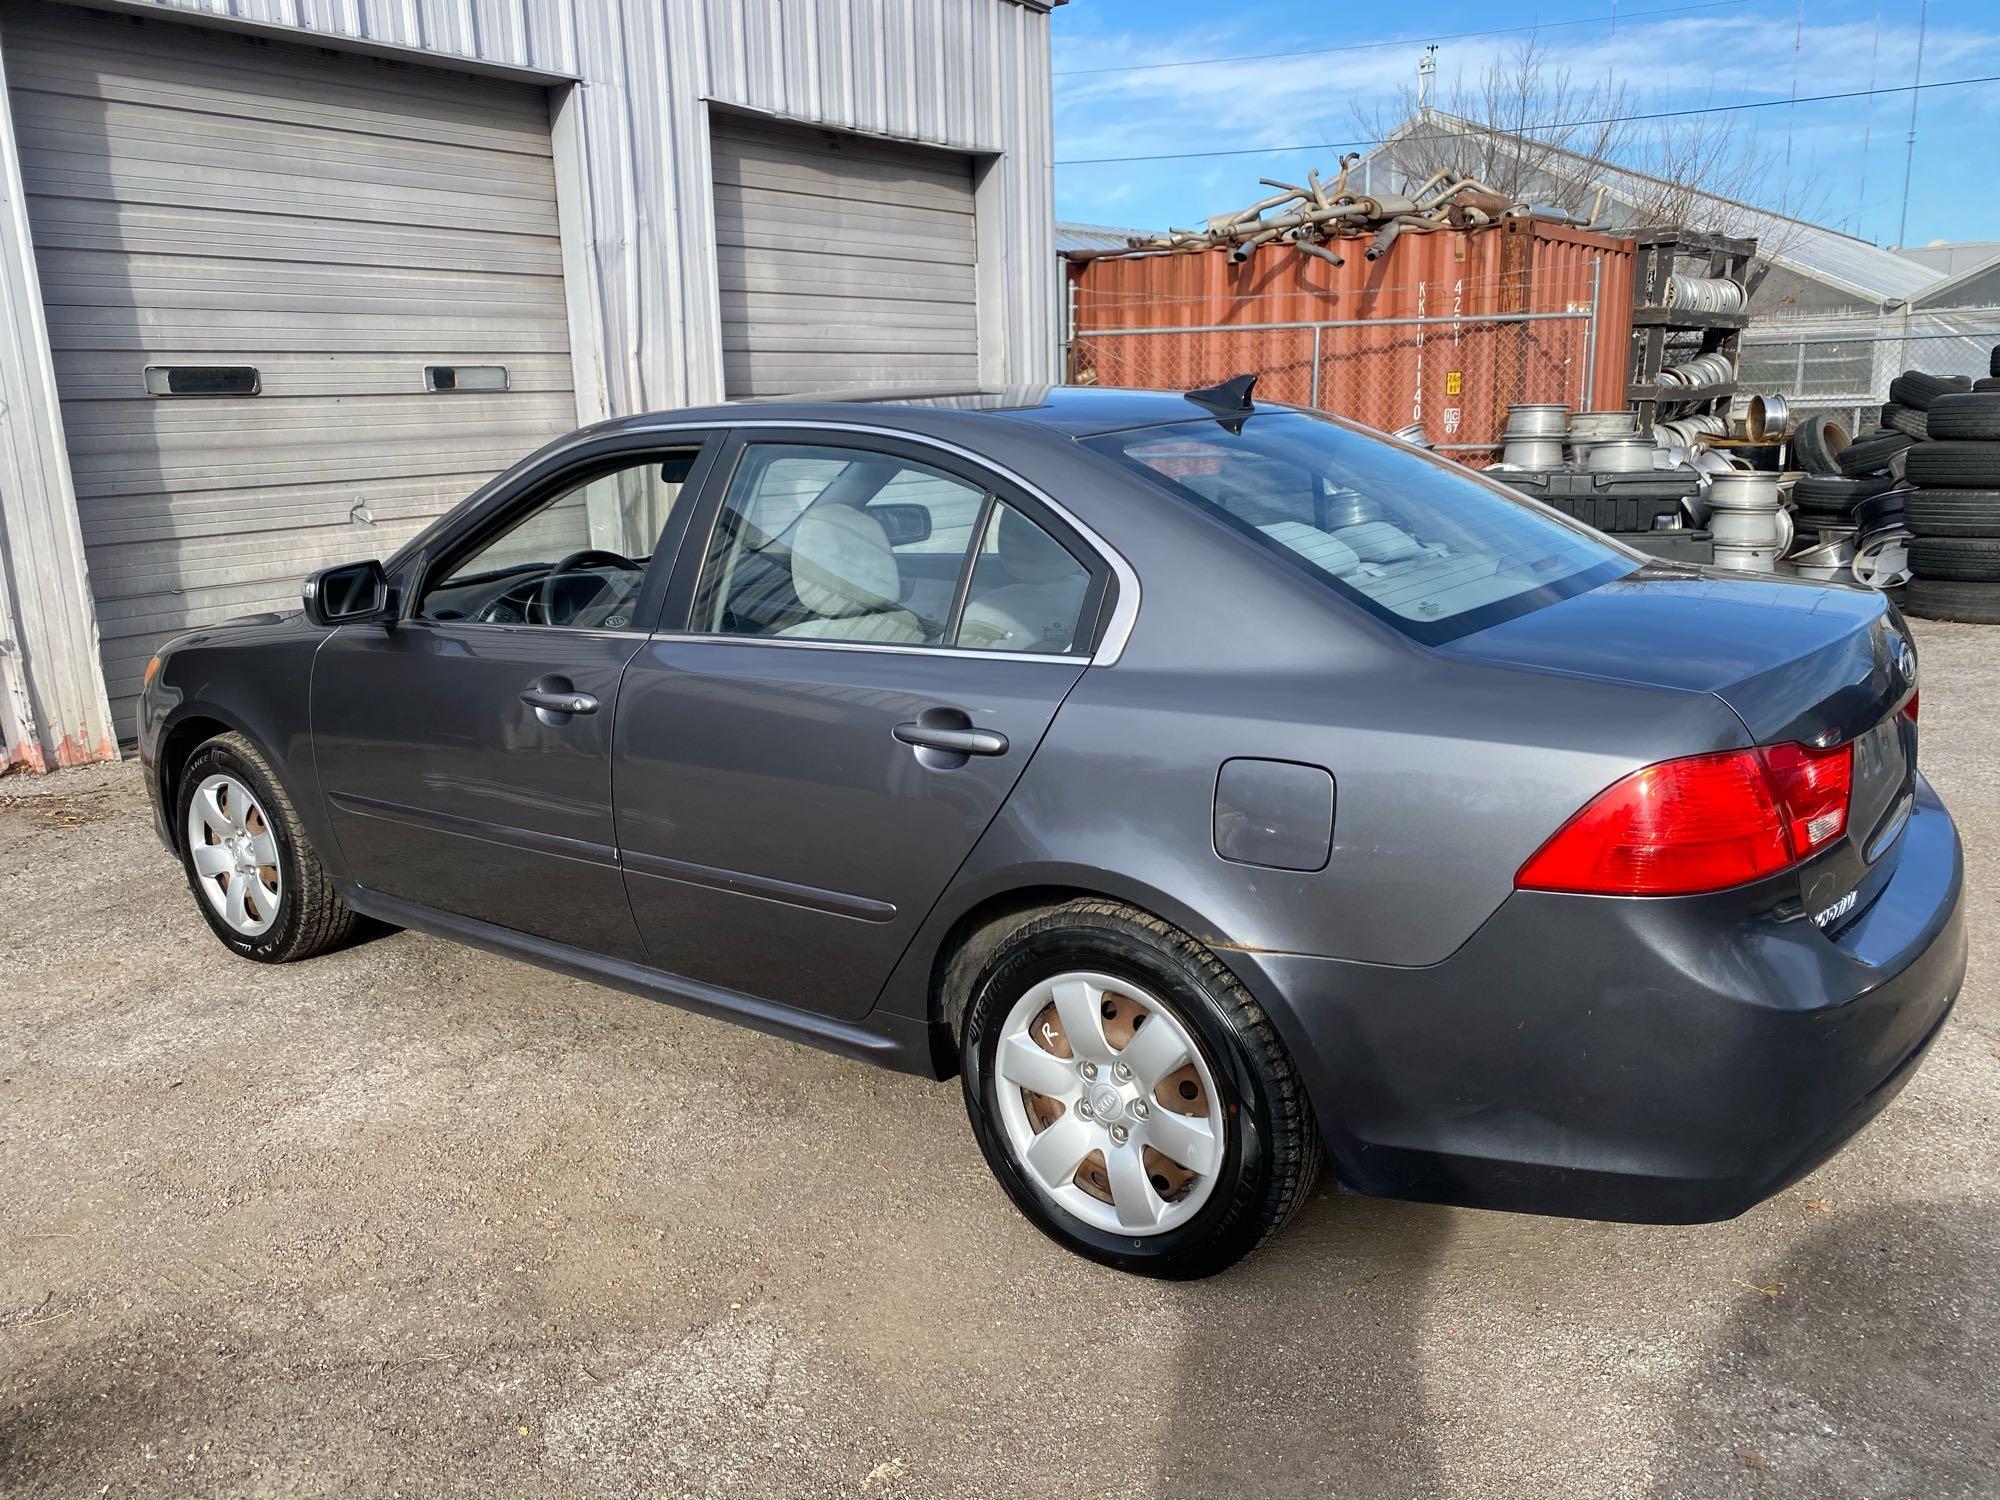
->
187, 773, 281, 937
993, 970, 1226, 1237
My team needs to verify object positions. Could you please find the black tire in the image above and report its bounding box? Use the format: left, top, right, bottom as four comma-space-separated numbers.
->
1991, 344, 1999, 378
175, 732, 356, 963
1925, 392, 2000, 441
1791, 413, 1850, 475
1905, 441, 2000, 489
1976, 377, 2000, 393
1880, 402, 1929, 440
1888, 370, 1972, 410
1791, 473, 1897, 517
1836, 428, 1916, 477
955, 899, 1318, 1279
1905, 487, 2000, 537
1908, 536, 2000, 582
1903, 576, 2000, 624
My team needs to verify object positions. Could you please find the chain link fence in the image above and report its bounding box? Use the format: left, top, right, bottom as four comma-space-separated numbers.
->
1739, 312, 2000, 439
1065, 269, 1606, 460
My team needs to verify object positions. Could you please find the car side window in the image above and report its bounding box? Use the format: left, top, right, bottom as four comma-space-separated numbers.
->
693, 445, 978, 645
693, 442, 1098, 654
418, 452, 698, 629
956, 502, 1094, 655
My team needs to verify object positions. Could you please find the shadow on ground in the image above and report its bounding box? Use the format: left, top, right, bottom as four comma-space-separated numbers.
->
1650, 1199, 2000, 1499
1152, 1190, 1453, 1499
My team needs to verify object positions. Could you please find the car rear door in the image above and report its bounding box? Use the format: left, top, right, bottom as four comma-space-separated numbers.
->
311, 435, 720, 960
613, 427, 1115, 1018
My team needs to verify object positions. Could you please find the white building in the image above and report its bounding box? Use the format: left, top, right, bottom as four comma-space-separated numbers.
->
0, 0, 1061, 772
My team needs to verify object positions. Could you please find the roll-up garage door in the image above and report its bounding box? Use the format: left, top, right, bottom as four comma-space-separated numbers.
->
711, 113, 980, 397
1, 2, 576, 730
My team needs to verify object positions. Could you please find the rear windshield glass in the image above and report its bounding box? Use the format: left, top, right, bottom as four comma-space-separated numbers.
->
1084, 413, 1637, 644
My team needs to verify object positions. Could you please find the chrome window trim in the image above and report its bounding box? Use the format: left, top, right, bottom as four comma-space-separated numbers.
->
659, 631, 1080, 666
515, 417, 1141, 665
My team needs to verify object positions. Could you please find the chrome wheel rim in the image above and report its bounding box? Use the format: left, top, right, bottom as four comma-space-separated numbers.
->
993, 970, 1226, 1237
187, 773, 281, 937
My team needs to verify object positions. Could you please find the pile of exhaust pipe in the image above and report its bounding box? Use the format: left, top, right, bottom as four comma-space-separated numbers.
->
1061, 154, 1574, 267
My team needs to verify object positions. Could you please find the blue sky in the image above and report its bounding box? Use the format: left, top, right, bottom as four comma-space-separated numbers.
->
1051, 0, 2000, 250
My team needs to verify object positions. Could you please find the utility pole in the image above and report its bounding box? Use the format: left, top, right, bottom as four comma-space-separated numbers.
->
1417, 45, 1437, 112
1896, 0, 1929, 248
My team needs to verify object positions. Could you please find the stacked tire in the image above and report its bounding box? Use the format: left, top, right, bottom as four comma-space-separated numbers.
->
1899, 354, 2000, 622
1785, 402, 1915, 578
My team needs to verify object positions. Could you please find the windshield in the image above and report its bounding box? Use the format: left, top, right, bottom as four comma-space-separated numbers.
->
1085, 413, 1638, 644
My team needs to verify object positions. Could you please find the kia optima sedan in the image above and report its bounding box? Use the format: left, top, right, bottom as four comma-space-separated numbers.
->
139, 384, 1964, 1278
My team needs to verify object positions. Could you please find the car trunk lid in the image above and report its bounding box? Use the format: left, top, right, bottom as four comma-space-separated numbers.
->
1444, 566, 1919, 888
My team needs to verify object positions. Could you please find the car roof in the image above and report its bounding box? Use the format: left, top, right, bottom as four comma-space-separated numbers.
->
587, 384, 1292, 442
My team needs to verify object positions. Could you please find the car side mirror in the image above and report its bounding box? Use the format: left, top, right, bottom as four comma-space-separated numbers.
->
869, 503, 932, 547
303, 558, 392, 627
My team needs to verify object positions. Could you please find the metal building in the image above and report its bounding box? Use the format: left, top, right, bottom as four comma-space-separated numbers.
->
0, 0, 1060, 772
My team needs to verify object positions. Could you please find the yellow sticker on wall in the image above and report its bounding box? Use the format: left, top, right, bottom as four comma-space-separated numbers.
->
1445, 370, 1463, 396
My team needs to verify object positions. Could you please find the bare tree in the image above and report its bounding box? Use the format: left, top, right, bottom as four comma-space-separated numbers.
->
1357, 39, 1635, 219
1358, 39, 1819, 257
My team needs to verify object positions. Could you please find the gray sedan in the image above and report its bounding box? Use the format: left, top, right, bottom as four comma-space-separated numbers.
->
139, 385, 1964, 1278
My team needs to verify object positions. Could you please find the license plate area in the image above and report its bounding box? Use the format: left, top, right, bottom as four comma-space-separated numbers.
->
1850, 715, 1910, 862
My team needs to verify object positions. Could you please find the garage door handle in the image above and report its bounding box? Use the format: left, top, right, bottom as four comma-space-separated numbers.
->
893, 721, 1008, 756
521, 687, 598, 715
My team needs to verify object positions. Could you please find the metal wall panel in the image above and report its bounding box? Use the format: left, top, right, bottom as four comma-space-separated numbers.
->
711, 112, 978, 395
5, 2, 577, 730
0, 0, 1056, 769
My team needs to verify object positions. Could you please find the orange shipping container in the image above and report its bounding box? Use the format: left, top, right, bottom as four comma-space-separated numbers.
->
1066, 218, 1635, 454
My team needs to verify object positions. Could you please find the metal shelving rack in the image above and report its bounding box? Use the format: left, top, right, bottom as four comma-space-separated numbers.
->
1626, 228, 1759, 436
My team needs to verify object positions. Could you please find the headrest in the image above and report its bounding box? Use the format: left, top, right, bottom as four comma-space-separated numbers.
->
790, 506, 901, 618
1258, 521, 1359, 576
1333, 521, 1423, 563
996, 507, 1078, 583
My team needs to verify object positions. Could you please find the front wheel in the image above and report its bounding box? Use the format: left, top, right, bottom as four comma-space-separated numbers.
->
176, 732, 356, 963
958, 900, 1319, 1278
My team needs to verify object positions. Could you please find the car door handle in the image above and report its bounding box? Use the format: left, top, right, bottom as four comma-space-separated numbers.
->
893, 721, 1008, 756
521, 687, 598, 715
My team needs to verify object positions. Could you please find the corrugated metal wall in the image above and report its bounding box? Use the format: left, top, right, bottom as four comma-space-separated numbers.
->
0, 0, 1057, 770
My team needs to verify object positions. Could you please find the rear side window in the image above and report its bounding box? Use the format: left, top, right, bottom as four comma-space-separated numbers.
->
692, 443, 1096, 654
1085, 413, 1636, 644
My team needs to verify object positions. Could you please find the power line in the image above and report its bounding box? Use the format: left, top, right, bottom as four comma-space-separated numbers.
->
1052, 0, 1751, 78
1054, 71, 2000, 165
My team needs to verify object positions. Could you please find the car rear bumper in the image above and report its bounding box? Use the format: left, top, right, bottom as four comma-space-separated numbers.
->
1233, 771, 1966, 1224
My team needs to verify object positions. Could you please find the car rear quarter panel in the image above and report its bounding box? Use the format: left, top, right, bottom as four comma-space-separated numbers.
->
868, 473, 1756, 1033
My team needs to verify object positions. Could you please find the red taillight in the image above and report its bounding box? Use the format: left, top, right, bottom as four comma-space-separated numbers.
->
1517, 741, 1854, 896
1902, 690, 1919, 724
1760, 740, 1853, 856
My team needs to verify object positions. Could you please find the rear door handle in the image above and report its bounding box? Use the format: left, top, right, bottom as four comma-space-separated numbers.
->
893, 721, 1009, 756
521, 687, 598, 715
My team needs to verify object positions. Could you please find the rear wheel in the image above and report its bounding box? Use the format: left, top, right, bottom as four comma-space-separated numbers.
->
957, 900, 1318, 1278
176, 732, 356, 963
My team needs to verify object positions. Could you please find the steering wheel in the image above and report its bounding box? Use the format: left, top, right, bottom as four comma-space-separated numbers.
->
531, 549, 640, 626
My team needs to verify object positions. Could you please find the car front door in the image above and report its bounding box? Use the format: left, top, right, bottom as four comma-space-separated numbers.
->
312, 438, 718, 960
613, 429, 1115, 1018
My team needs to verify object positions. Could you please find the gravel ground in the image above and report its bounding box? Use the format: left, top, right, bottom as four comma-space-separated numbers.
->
2, 620, 1996, 1500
